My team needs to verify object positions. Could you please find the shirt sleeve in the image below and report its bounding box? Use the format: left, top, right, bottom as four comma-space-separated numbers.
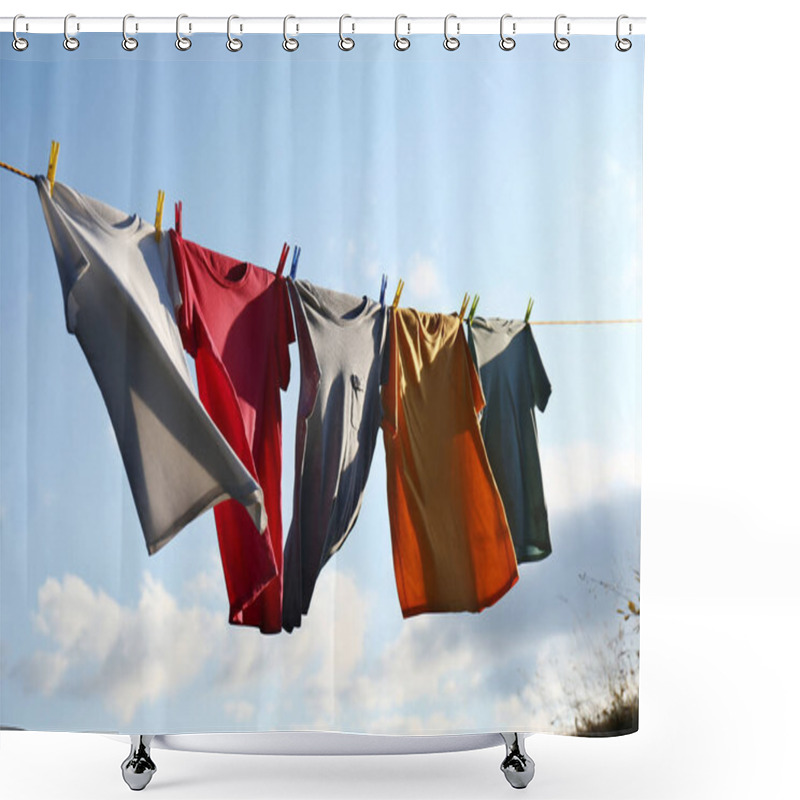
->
35, 177, 91, 334
287, 280, 319, 418
461, 326, 487, 417
526, 327, 552, 412
380, 308, 399, 438
277, 278, 296, 392
168, 230, 198, 358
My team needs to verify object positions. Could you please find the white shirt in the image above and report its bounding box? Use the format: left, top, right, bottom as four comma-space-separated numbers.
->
35, 177, 267, 553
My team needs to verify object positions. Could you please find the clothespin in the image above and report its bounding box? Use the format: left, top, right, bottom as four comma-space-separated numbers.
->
524, 297, 534, 324
391, 278, 405, 309
290, 245, 301, 280
379, 273, 388, 307
154, 190, 165, 243
46, 140, 60, 197
467, 294, 480, 326
457, 292, 470, 322
277, 242, 290, 277
174, 200, 183, 237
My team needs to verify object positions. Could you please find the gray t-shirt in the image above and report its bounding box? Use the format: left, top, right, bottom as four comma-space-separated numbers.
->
468, 317, 552, 563
283, 279, 388, 632
36, 177, 267, 554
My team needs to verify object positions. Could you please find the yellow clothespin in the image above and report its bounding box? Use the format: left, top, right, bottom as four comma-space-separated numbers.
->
457, 292, 470, 322
154, 190, 165, 243
524, 297, 534, 324
392, 278, 405, 309
467, 294, 480, 326
46, 140, 60, 197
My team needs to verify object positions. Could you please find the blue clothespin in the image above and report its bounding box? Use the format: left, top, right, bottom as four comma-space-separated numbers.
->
290, 245, 301, 280
379, 273, 388, 306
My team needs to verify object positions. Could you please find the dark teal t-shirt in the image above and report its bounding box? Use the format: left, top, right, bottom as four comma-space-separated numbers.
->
467, 317, 552, 563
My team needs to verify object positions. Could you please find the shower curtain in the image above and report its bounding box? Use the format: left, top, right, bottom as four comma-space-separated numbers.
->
0, 28, 643, 738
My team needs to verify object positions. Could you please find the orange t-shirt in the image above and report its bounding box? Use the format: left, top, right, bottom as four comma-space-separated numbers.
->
381, 307, 519, 618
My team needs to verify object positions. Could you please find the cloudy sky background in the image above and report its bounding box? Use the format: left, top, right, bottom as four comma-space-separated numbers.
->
0, 33, 643, 734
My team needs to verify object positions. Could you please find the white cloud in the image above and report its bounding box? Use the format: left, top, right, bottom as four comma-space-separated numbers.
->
406, 254, 443, 303
18, 566, 372, 727
15, 650, 70, 696
34, 574, 121, 661
541, 441, 640, 513
22, 572, 225, 723
224, 700, 255, 723
14, 542, 634, 734
182, 568, 226, 606
342, 615, 485, 732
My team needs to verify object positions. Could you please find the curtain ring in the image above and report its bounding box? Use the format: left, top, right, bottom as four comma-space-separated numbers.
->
176, 14, 192, 51
122, 14, 138, 51
63, 13, 80, 51
443, 14, 460, 51
227, 15, 243, 51
394, 14, 410, 51
615, 15, 632, 51
339, 14, 355, 51
283, 15, 299, 51
12, 15, 29, 51
499, 14, 515, 51
553, 14, 570, 51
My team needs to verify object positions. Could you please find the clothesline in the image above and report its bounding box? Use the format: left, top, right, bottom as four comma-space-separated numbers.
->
0, 158, 641, 328
532, 319, 641, 325
0, 158, 35, 182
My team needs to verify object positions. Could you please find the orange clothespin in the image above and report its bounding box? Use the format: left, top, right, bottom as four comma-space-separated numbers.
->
391, 278, 405, 309
524, 297, 534, 324
457, 292, 470, 322
46, 140, 60, 197
154, 190, 165, 243
467, 294, 480, 326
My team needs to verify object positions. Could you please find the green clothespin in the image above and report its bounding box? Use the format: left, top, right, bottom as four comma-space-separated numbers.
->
458, 293, 470, 322
524, 297, 534, 324
468, 294, 480, 325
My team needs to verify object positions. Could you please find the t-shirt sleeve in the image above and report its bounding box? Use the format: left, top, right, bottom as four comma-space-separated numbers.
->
277, 278, 296, 392
460, 326, 486, 417
168, 229, 198, 358
35, 177, 91, 334
287, 281, 319, 417
526, 328, 552, 412
160, 234, 183, 313
380, 309, 399, 438
467, 326, 486, 414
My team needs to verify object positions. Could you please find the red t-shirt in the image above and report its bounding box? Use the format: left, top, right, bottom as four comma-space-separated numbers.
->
170, 229, 295, 633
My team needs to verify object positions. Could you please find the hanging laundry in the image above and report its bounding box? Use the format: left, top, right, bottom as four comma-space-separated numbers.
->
283, 280, 388, 633
34, 178, 267, 555
169, 231, 294, 634
468, 318, 553, 563
381, 307, 519, 618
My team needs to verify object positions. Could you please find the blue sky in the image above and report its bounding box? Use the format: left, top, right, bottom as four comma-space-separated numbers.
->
0, 32, 643, 734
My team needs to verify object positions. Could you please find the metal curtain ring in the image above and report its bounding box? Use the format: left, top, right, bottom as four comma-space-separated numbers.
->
339, 14, 355, 51
499, 14, 515, 51
615, 14, 632, 51
394, 14, 410, 51
12, 15, 28, 51
176, 14, 192, 50
443, 14, 460, 51
63, 13, 79, 51
227, 15, 243, 51
553, 14, 570, 51
122, 14, 138, 51
283, 15, 299, 51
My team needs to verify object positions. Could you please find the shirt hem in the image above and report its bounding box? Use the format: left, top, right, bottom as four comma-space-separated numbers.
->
400, 569, 520, 619
144, 485, 265, 556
